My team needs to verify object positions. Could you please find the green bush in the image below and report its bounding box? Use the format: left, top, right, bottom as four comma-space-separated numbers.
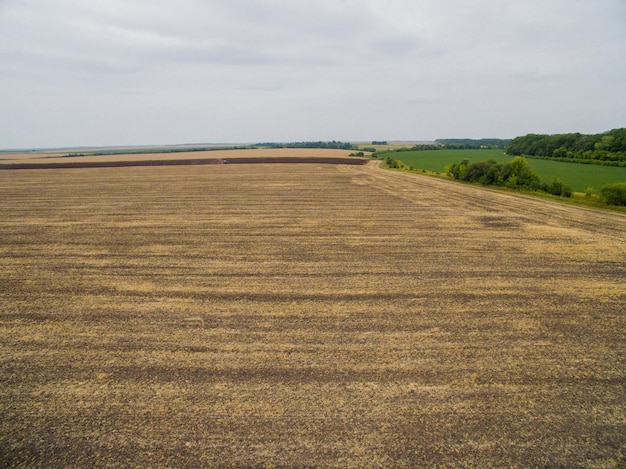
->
546, 178, 572, 197
600, 182, 626, 206
385, 157, 404, 169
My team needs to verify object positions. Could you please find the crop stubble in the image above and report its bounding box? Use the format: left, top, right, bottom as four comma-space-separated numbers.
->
1, 161, 625, 467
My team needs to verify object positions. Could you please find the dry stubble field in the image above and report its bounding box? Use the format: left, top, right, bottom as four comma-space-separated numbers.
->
1, 160, 625, 468
0, 148, 356, 165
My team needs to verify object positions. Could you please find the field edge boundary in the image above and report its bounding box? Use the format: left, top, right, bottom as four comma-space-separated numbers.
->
0, 156, 369, 170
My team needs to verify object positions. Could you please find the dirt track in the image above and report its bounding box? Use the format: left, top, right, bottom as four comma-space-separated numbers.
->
1, 161, 625, 467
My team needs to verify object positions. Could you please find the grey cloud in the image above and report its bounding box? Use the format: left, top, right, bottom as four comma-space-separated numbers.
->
0, 0, 625, 147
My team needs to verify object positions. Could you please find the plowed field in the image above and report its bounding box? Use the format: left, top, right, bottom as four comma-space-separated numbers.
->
1, 161, 625, 467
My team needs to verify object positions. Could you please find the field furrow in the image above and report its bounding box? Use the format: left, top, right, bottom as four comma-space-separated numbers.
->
1, 162, 625, 468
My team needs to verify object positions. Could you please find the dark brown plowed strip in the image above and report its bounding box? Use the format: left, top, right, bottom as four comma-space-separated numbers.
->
0, 156, 368, 170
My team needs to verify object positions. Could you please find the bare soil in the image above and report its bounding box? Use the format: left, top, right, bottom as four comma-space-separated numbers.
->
0, 156, 366, 171
1, 160, 625, 468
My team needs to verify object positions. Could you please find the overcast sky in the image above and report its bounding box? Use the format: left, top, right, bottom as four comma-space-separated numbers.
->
1, 0, 625, 148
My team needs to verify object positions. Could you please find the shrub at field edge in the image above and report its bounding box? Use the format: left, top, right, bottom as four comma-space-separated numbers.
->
600, 182, 626, 206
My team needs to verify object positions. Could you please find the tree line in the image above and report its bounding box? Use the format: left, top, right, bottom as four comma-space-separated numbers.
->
258, 141, 358, 150
445, 158, 626, 205
435, 138, 510, 149
505, 129, 626, 166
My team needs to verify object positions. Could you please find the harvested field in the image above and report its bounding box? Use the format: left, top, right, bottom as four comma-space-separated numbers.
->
0, 148, 356, 165
1, 160, 625, 468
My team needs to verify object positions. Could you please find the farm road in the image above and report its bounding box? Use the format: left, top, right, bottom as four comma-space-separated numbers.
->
1, 162, 625, 467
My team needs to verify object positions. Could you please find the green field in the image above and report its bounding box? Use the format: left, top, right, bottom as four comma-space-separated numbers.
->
389, 149, 626, 192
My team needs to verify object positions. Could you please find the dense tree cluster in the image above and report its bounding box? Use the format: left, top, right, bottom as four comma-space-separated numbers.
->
505, 129, 626, 166
445, 157, 572, 197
